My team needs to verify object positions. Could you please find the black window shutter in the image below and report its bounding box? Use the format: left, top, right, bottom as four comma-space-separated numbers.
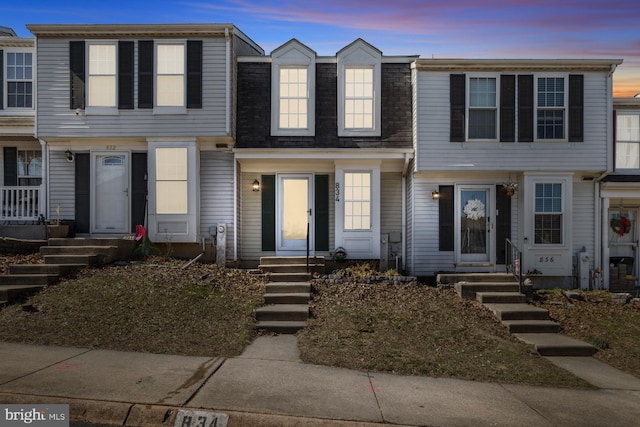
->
261, 175, 276, 251
0, 49, 3, 109
314, 175, 329, 251
186, 40, 203, 109
3, 147, 17, 186
69, 41, 85, 109
75, 153, 90, 233
118, 41, 134, 109
500, 75, 516, 142
450, 74, 465, 142
438, 185, 454, 251
495, 185, 512, 264
131, 153, 148, 232
517, 75, 534, 142
569, 74, 584, 142
138, 40, 154, 109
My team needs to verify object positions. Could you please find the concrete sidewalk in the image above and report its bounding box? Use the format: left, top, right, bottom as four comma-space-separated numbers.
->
1, 337, 640, 427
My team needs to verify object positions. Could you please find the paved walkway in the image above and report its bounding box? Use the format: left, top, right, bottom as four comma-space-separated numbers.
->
1, 337, 640, 426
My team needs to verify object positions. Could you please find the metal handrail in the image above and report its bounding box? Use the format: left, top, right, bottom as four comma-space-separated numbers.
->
306, 222, 310, 273
505, 238, 523, 293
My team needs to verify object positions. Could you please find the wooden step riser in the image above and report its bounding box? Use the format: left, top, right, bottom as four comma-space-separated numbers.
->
477, 295, 526, 304
495, 311, 550, 321
1, 275, 58, 286
255, 311, 309, 322
266, 283, 311, 294
505, 323, 561, 334
264, 294, 310, 304
456, 284, 521, 299
255, 321, 307, 334
260, 265, 323, 274
0, 286, 44, 303
439, 274, 517, 284
44, 255, 99, 266
9, 264, 81, 276
267, 273, 311, 282
260, 256, 325, 266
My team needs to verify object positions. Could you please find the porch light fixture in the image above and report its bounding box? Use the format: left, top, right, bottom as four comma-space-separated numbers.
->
431, 191, 440, 200
252, 179, 260, 192
65, 149, 74, 162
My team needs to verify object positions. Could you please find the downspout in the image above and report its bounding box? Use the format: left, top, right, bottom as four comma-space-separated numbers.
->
401, 153, 411, 273
225, 27, 231, 136
39, 139, 49, 221
233, 157, 238, 262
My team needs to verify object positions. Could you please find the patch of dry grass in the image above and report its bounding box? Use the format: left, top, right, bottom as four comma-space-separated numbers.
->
0, 257, 266, 357
298, 281, 593, 388
533, 289, 640, 378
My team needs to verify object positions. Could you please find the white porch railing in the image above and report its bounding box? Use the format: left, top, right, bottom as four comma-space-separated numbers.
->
1, 186, 42, 221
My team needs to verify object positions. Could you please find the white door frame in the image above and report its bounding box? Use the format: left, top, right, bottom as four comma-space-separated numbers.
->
455, 185, 495, 266
276, 173, 314, 255
90, 151, 130, 234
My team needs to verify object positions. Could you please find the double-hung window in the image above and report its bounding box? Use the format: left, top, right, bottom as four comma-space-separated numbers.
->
270, 40, 315, 136
344, 66, 374, 130
337, 40, 381, 137
468, 77, 497, 139
615, 113, 640, 170
534, 183, 563, 244
87, 43, 116, 109
278, 67, 308, 129
156, 43, 185, 108
17, 149, 42, 186
6, 51, 33, 109
344, 172, 371, 230
537, 77, 565, 140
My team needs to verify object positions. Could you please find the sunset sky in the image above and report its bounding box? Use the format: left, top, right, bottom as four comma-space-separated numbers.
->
3, 0, 639, 97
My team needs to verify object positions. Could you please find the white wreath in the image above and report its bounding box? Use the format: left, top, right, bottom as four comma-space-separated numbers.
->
464, 198, 485, 221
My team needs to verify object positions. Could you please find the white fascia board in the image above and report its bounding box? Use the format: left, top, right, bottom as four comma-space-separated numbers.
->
233, 148, 414, 160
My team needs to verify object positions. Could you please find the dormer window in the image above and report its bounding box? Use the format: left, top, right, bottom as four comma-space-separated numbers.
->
271, 39, 316, 136
337, 39, 381, 137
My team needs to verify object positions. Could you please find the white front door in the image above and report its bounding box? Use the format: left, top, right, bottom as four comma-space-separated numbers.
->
277, 174, 313, 254
92, 152, 129, 233
456, 186, 493, 264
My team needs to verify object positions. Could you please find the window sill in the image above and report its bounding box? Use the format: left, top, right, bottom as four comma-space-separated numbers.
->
271, 128, 315, 137
338, 129, 380, 137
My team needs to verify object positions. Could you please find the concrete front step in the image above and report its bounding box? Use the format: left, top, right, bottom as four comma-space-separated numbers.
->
43, 254, 99, 265
9, 264, 83, 276
266, 282, 311, 294
1, 274, 59, 286
264, 293, 310, 304
476, 292, 526, 304
514, 333, 597, 356
0, 284, 46, 303
255, 304, 309, 322
455, 282, 521, 299
483, 303, 550, 321
255, 320, 308, 334
502, 319, 562, 334
266, 272, 311, 282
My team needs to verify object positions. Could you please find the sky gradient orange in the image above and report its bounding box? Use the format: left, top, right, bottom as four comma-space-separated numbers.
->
4, 0, 639, 97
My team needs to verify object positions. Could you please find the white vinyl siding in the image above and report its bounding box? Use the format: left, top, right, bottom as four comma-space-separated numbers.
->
34, 37, 229, 138
414, 71, 609, 172
572, 180, 596, 269
200, 151, 235, 259
48, 150, 75, 220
